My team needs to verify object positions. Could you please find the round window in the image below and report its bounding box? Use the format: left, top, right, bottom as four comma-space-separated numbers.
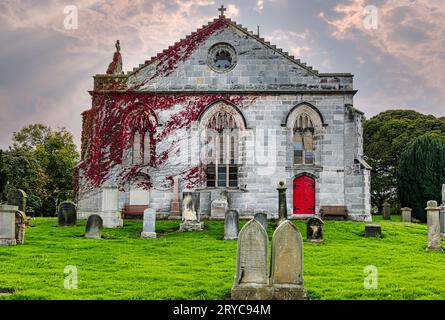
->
207, 43, 237, 72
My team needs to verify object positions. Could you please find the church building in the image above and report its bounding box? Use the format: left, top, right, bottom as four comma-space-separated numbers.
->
76, 7, 372, 222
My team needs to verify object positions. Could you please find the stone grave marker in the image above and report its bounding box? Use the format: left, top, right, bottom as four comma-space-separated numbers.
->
101, 184, 123, 228
141, 208, 157, 238
440, 184, 445, 236
426, 200, 442, 251
365, 224, 381, 238
169, 176, 181, 219
0, 205, 18, 246
306, 217, 324, 243
254, 212, 268, 232
270, 220, 307, 300
277, 181, 288, 223
231, 219, 271, 300
224, 210, 239, 240
382, 202, 391, 220
211, 190, 229, 219
15, 211, 27, 245
58, 201, 77, 226
401, 207, 412, 223
85, 214, 103, 239
180, 192, 203, 231
7, 189, 27, 212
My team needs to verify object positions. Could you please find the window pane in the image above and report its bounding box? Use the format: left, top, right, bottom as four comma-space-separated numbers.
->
303, 131, 314, 150
218, 165, 227, 187
305, 151, 314, 165
294, 150, 303, 165
206, 164, 216, 187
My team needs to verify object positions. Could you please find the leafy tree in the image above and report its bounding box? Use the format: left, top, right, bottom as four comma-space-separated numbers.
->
397, 133, 445, 221
0, 150, 7, 201
364, 110, 445, 212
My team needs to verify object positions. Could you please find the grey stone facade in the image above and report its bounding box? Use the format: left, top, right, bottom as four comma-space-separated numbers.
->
77, 16, 371, 222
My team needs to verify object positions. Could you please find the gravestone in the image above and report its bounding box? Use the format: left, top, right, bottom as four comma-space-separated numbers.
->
231, 219, 271, 300
400, 207, 412, 223
211, 190, 229, 219
224, 210, 239, 240
85, 214, 103, 239
180, 192, 203, 231
426, 200, 442, 251
100, 184, 123, 228
15, 211, 27, 245
254, 213, 268, 232
0, 205, 18, 246
270, 220, 307, 300
7, 189, 27, 212
277, 181, 288, 223
58, 201, 77, 226
141, 208, 157, 238
306, 217, 324, 243
365, 224, 381, 238
440, 184, 445, 236
169, 177, 181, 219
382, 202, 391, 220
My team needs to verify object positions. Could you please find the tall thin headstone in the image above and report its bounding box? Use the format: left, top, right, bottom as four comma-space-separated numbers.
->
426, 200, 442, 251
270, 220, 307, 299
231, 219, 271, 300
0, 205, 18, 246
382, 201, 391, 220
169, 177, 181, 220
400, 207, 412, 223
15, 211, 27, 244
58, 201, 77, 226
7, 189, 27, 212
100, 184, 123, 228
224, 210, 239, 240
141, 208, 157, 238
180, 192, 203, 231
85, 214, 103, 239
277, 181, 288, 223
254, 212, 268, 232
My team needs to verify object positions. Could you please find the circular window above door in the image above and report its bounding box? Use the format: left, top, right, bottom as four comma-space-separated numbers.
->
207, 43, 237, 73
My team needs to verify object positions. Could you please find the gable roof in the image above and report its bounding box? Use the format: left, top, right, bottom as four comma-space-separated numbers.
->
126, 15, 352, 79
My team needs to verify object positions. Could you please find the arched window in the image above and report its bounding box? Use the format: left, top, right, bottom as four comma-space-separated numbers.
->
132, 130, 152, 165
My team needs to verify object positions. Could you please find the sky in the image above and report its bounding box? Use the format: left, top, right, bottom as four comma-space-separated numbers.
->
0, 0, 444, 149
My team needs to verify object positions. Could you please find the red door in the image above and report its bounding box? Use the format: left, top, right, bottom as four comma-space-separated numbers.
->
293, 176, 315, 214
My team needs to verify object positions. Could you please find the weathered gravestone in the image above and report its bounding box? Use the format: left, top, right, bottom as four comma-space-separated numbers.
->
15, 211, 27, 244
306, 217, 324, 243
169, 176, 181, 220
58, 201, 77, 226
401, 207, 412, 223
224, 210, 239, 240
7, 189, 27, 212
0, 205, 18, 246
211, 190, 229, 219
270, 220, 307, 300
85, 214, 103, 239
426, 200, 442, 251
141, 208, 157, 238
277, 181, 288, 223
231, 219, 271, 300
382, 201, 391, 220
101, 184, 123, 228
440, 184, 445, 236
180, 192, 203, 231
254, 212, 268, 232
365, 224, 381, 238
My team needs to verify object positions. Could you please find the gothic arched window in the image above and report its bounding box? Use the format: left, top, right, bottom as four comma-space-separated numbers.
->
132, 130, 152, 165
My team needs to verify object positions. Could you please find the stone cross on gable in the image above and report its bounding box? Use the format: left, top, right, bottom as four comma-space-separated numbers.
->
218, 5, 226, 17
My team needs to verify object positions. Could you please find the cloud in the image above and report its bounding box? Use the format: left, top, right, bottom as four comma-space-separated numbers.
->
255, 0, 264, 14
226, 4, 240, 18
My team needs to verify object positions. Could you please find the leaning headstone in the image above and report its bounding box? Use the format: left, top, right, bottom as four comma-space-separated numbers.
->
15, 211, 27, 245
254, 213, 268, 232
211, 190, 229, 219
7, 189, 27, 212
382, 202, 391, 220
180, 193, 203, 231
306, 217, 324, 243
58, 201, 77, 226
426, 200, 442, 251
231, 219, 271, 300
365, 224, 382, 238
0, 205, 18, 246
85, 214, 103, 239
401, 207, 412, 223
277, 181, 288, 224
141, 208, 157, 238
224, 210, 239, 240
100, 184, 123, 228
270, 220, 307, 300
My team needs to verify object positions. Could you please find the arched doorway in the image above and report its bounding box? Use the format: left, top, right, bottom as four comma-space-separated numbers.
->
293, 176, 315, 215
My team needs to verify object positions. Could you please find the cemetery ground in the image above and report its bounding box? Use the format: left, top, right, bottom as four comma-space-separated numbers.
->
0, 216, 444, 300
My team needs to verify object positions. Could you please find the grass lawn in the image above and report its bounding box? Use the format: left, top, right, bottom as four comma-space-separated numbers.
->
0, 215, 444, 300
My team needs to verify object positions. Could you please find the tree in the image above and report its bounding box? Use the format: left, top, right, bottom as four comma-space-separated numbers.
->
0, 150, 7, 201
364, 110, 445, 212
397, 133, 445, 222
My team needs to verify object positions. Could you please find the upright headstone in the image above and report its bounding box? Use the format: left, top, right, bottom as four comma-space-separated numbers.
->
211, 190, 229, 219
101, 184, 123, 228
440, 184, 445, 236
231, 219, 271, 300
7, 189, 27, 212
0, 205, 18, 246
58, 201, 77, 226
254, 213, 268, 232
270, 220, 307, 300
400, 207, 412, 223
365, 224, 382, 238
85, 214, 103, 239
15, 211, 27, 245
426, 200, 442, 251
277, 181, 288, 223
382, 202, 391, 220
141, 208, 157, 238
180, 192, 203, 231
306, 217, 324, 243
169, 177, 181, 220
224, 210, 239, 240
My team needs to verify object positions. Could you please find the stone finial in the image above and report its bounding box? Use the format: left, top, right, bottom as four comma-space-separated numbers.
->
426, 200, 438, 210
106, 42, 123, 75
115, 40, 121, 52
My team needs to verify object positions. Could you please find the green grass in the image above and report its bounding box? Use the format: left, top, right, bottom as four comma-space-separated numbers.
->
0, 215, 444, 300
